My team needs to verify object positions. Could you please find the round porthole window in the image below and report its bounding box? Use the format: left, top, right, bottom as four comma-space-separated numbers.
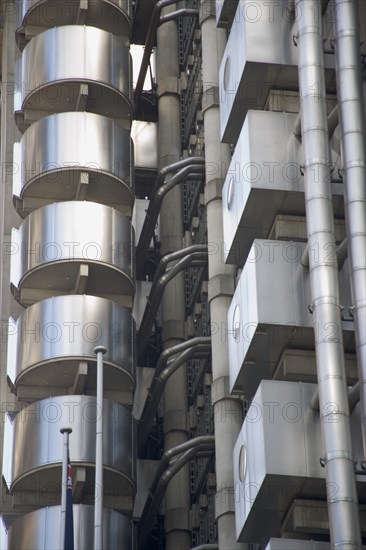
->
238, 445, 247, 482
223, 56, 231, 91
233, 304, 241, 343
227, 176, 235, 211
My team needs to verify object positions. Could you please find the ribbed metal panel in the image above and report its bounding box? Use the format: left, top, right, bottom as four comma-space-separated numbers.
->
15, 25, 132, 131
16, 0, 131, 46
10, 201, 135, 307
14, 112, 134, 217
3, 396, 135, 507
8, 505, 133, 550
7, 295, 135, 404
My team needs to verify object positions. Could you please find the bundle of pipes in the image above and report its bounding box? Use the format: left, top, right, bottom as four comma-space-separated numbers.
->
295, 0, 363, 546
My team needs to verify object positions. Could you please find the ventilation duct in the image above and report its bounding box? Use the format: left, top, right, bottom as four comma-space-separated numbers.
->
333, 0, 366, 460
295, 0, 361, 544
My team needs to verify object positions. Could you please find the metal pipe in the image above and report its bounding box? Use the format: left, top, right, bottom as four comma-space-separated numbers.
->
138, 339, 211, 453
137, 251, 207, 360
94, 346, 107, 550
159, 9, 199, 25
154, 435, 215, 485
333, 0, 366, 462
137, 246, 208, 364
134, 0, 180, 113
311, 381, 360, 414
156, 9, 193, 548
155, 336, 212, 378
301, 237, 348, 269
59, 427, 72, 550
151, 157, 205, 197
138, 436, 215, 550
294, 104, 339, 141
136, 161, 205, 277
295, 0, 361, 546
153, 244, 208, 284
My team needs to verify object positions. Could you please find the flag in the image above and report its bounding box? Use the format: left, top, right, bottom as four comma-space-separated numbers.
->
64, 453, 74, 550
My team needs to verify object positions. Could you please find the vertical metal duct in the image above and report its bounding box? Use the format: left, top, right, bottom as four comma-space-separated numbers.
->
200, 1, 246, 549
333, 0, 366, 456
156, 3, 191, 548
295, 0, 361, 546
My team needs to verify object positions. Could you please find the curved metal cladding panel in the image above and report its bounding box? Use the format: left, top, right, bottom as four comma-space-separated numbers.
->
16, 25, 132, 130
14, 112, 134, 217
8, 505, 133, 550
8, 396, 135, 502
10, 201, 135, 307
7, 295, 136, 403
16, 0, 131, 45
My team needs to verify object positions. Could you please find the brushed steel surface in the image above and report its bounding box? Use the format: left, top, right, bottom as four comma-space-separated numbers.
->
233, 380, 365, 543
5, 396, 135, 502
333, 0, 366, 464
10, 201, 135, 307
16, 25, 132, 130
219, 0, 336, 143
16, 0, 131, 45
14, 112, 134, 217
7, 295, 136, 403
222, 110, 344, 266
296, 1, 361, 544
8, 505, 133, 549
228, 240, 356, 396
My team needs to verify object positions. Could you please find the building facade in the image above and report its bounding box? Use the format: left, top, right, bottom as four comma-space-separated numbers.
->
0, 0, 365, 548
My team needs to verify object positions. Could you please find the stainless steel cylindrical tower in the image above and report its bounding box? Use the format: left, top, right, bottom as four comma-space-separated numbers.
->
5, 1, 136, 547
